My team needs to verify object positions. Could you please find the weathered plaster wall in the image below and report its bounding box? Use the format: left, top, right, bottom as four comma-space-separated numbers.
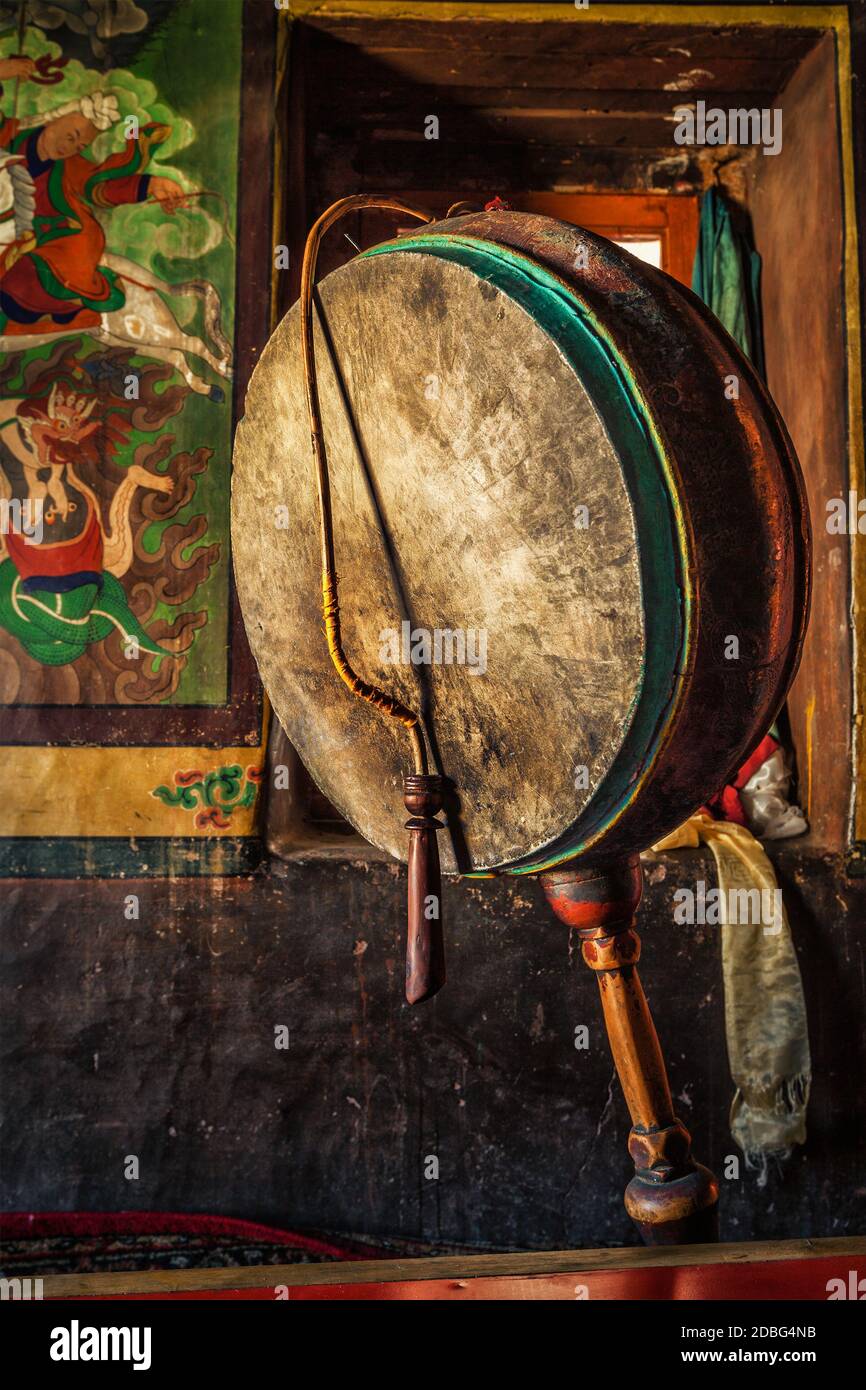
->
2, 848, 863, 1251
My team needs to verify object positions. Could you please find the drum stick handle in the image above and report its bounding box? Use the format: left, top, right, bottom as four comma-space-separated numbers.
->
404, 774, 446, 1004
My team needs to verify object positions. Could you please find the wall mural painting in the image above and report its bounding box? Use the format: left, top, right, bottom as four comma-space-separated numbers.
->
0, 1, 266, 863
0, 0, 237, 708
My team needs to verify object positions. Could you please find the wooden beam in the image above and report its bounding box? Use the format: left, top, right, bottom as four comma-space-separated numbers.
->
286, 2, 847, 33
311, 48, 801, 93
41, 1235, 866, 1299
327, 87, 778, 115
299, 17, 819, 61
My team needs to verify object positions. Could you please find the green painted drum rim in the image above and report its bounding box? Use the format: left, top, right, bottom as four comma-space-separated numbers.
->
362, 233, 693, 875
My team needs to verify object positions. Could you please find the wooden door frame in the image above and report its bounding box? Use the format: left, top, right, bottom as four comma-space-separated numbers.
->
510, 192, 699, 286
364, 190, 699, 285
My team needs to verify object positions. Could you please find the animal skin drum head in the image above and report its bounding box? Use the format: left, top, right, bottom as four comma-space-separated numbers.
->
232, 211, 809, 877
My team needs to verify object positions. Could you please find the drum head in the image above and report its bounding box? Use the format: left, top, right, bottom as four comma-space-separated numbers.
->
232, 233, 688, 873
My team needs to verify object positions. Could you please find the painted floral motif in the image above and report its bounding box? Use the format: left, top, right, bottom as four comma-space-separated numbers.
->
152, 764, 261, 830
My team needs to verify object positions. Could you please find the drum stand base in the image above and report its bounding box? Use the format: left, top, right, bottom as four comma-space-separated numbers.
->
540, 857, 719, 1246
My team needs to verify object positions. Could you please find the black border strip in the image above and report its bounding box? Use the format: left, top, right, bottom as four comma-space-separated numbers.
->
0, 836, 266, 878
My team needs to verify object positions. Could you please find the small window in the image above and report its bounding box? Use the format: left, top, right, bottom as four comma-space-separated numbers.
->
613, 237, 663, 269
512, 192, 698, 286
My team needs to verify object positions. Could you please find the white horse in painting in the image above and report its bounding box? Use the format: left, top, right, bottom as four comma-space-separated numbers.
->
1, 252, 233, 401
0, 159, 233, 400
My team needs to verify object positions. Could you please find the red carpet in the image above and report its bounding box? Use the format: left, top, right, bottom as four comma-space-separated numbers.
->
0, 1211, 429, 1276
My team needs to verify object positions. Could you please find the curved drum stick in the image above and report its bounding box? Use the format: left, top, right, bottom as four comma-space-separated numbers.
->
299, 196, 445, 1005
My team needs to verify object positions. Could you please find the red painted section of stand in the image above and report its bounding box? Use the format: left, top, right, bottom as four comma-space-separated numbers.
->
49, 1254, 865, 1301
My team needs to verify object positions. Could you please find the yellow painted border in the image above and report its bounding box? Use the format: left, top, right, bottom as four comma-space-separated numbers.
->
283, 0, 865, 844
286, 2, 848, 28
834, 19, 866, 842
0, 745, 264, 838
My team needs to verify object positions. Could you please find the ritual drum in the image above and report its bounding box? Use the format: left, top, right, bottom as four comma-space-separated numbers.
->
231, 200, 810, 1245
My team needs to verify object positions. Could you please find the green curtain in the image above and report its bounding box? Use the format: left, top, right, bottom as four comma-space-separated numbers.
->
692, 186, 766, 379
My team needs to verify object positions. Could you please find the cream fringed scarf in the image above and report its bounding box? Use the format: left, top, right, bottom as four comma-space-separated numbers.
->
649, 814, 811, 1179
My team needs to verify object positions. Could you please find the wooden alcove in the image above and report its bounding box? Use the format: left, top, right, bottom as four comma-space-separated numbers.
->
265, 2, 864, 871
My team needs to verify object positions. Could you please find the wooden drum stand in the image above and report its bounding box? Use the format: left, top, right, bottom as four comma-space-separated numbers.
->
541, 860, 718, 1244
232, 198, 810, 1249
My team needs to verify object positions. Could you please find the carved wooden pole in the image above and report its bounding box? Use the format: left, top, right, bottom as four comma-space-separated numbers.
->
404, 773, 446, 1005
541, 857, 719, 1245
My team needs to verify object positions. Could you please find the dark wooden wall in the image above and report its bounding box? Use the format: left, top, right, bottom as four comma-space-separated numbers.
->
2, 848, 863, 1250
750, 34, 850, 850
290, 12, 822, 285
